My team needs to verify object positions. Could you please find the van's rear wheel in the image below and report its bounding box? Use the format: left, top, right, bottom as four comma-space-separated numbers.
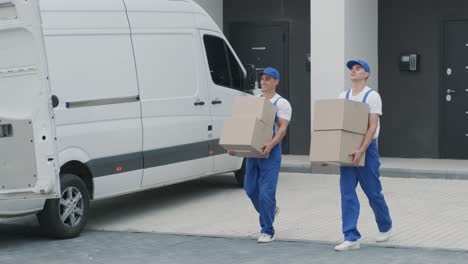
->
37, 173, 90, 239
234, 160, 246, 188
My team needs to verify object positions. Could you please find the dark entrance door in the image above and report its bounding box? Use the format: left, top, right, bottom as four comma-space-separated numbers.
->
442, 20, 468, 159
227, 22, 290, 153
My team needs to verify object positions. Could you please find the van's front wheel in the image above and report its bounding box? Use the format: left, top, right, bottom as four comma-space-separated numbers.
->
234, 159, 246, 188
37, 173, 90, 239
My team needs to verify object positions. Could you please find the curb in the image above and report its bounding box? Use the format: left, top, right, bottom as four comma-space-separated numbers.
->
281, 164, 468, 180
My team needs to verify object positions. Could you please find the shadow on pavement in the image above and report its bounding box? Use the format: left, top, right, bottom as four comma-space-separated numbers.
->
88, 173, 241, 223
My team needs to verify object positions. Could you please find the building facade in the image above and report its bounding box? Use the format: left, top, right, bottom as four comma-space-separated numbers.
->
196, 0, 468, 159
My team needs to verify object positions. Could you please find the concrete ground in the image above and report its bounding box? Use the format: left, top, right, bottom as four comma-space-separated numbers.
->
3, 172, 468, 250
1, 228, 467, 264
2, 171, 468, 263
82, 172, 468, 251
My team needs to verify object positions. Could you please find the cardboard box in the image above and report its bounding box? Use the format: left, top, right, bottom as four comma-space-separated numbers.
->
232, 96, 276, 127
309, 130, 365, 166
313, 99, 369, 134
219, 117, 273, 158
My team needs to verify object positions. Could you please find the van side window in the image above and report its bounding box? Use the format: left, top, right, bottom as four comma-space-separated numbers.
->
203, 35, 244, 90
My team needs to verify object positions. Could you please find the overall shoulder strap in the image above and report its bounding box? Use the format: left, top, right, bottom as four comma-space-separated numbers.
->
272, 96, 283, 131
345, 89, 351, 99
273, 96, 283, 106
362, 89, 374, 103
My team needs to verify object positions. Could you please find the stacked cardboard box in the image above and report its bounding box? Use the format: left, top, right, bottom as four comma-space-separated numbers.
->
309, 99, 369, 166
219, 96, 276, 158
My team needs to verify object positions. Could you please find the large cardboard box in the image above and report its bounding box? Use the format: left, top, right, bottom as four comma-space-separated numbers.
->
219, 117, 273, 158
309, 130, 365, 166
313, 99, 369, 134
232, 96, 276, 127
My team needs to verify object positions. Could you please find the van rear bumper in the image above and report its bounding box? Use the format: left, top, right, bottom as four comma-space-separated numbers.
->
0, 198, 45, 217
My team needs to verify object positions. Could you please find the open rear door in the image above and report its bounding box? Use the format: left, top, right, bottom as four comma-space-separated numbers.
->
0, 0, 59, 201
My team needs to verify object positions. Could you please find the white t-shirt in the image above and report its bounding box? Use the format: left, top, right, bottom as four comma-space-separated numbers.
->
339, 86, 382, 139
270, 93, 292, 122
259, 93, 292, 132
260, 93, 292, 121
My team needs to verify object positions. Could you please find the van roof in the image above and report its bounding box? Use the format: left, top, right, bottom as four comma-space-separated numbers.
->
39, 0, 221, 32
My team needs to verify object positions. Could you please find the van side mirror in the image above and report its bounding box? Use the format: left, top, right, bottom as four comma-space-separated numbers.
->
244, 64, 256, 90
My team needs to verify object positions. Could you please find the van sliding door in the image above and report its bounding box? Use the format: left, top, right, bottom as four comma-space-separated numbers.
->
124, 0, 212, 186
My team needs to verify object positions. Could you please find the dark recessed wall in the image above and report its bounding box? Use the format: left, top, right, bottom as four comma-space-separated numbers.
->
379, 0, 468, 158
224, 0, 311, 155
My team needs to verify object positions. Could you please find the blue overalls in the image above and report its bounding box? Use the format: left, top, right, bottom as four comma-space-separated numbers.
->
244, 96, 283, 236
339, 89, 392, 242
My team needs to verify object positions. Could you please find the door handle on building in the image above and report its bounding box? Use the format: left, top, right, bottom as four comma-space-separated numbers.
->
447, 89, 456, 94
211, 99, 222, 105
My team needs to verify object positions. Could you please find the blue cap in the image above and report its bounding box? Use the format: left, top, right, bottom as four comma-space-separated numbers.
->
346, 60, 371, 75
259, 67, 280, 80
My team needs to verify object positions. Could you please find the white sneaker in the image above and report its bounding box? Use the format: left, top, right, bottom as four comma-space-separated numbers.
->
275, 206, 280, 217
334, 240, 360, 251
376, 228, 392, 243
257, 233, 274, 243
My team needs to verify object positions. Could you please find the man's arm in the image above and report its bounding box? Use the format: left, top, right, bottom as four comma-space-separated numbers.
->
260, 118, 289, 157
350, 113, 379, 166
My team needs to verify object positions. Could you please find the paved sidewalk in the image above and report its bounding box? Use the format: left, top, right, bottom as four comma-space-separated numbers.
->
83, 173, 468, 251
282, 155, 468, 180
2, 172, 468, 251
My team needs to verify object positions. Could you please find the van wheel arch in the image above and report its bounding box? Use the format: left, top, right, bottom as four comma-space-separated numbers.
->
60, 161, 94, 199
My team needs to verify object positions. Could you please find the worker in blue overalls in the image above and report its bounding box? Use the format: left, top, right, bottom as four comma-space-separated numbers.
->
334, 60, 393, 251
229, 67, 292, 243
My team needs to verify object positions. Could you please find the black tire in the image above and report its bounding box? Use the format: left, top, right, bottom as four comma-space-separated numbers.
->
37, 173, 90, 239
234, 159, 246, 188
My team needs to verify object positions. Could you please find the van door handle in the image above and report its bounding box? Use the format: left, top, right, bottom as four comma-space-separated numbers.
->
211, 100, 222, 105
194, 101, 205, 106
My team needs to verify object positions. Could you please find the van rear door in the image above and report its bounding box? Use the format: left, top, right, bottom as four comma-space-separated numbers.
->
0, 0, 59, 201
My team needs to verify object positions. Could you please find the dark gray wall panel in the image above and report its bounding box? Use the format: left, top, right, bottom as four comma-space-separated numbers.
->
378, 0, 468, 158
224, 0, 311, 155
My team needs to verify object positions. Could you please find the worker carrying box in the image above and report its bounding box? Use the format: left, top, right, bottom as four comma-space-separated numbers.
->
219, 96, 276, 158
310, 99, 369, 166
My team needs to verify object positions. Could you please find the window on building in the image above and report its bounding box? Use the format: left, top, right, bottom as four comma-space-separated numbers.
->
203, 35, 245, 90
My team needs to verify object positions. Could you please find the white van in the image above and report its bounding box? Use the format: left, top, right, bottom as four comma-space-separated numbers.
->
0, 0, 256, 238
